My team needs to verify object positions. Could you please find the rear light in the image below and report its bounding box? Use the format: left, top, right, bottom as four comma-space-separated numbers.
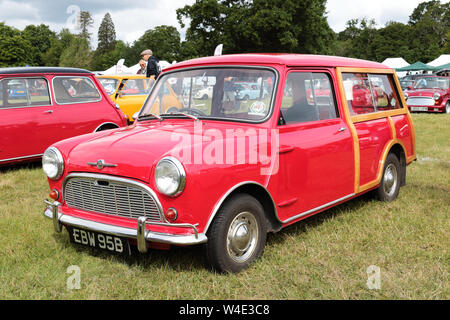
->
165, 208, 178, 222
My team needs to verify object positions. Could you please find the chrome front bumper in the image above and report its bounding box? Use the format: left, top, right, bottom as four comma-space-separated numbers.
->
43, 200, 207, 252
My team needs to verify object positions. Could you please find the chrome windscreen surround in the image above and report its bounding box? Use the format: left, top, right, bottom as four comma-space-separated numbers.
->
62, 173, 164, 222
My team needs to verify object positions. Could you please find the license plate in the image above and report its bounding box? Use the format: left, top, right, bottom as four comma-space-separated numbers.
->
411, 107, 428, 111
68, 226, 131, 255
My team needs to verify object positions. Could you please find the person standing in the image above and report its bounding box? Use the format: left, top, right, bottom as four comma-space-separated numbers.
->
136, 59, 147, 74
140, 49, 161, 79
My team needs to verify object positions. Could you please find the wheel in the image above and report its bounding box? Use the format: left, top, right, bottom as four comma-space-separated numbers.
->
205, 194, 267, 273
375, 153, 401, 202
445, 102, 450, 114
202, 94, 208, 100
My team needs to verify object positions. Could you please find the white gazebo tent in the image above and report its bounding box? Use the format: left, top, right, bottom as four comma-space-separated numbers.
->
382, 57, 410, 77
427, 54, 450, 67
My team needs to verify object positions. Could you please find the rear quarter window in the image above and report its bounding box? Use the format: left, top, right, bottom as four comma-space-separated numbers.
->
53, 76, 101, 104
342, 73, 401, 115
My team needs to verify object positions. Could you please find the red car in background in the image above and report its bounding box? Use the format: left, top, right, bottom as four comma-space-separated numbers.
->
0, 67, 127, 165
404, 75, 450, 113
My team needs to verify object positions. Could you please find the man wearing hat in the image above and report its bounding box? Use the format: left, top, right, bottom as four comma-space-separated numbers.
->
141, 49, 161, 79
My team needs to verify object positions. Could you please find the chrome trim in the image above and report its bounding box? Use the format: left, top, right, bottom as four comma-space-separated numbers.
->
138, 65, 279, 125
0, 153, 43, 163
44, 199, 62, 232
0, 76, 54, 109
51, 76, 102, 105
42, 147, 64, 180
281, 193, 356, 224
43, 201, 207, 246
86, 159, 117, 170
93, 122, 120, 132
63, 173, 164, 222
155, 156, 187, 197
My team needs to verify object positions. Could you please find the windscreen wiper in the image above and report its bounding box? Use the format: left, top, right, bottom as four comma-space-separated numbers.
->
138, 113, 163, 121
160, 112, 199, 121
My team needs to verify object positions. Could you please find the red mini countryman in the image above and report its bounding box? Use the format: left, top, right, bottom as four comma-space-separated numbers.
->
0, 67, 127, 165
404, 75, 450, 113
43, 54, 416, 273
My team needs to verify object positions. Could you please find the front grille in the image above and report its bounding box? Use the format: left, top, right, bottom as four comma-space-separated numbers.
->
64, 176, 162, 221
407, 97, 435, 106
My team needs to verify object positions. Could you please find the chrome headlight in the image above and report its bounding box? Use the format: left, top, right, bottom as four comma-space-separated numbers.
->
433, 92, 441, 101
42, 147, 64, 180
403, 92, 408, 100
154, 157, 186, 197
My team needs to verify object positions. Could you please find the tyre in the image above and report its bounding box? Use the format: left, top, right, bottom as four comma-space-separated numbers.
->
375, 153, 401, 202
205, 193, 267, 273
445, 102, 450, 114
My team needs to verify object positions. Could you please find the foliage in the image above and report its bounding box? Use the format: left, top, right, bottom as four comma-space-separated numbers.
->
0, 1, 448, 69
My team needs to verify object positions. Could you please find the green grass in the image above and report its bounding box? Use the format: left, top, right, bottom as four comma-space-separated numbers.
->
0, 113, 448, 299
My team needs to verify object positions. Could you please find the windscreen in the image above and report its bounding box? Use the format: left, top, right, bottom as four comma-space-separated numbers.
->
139, 67, 276, 122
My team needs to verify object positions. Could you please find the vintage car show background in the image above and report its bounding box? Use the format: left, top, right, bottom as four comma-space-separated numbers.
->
0, 0, 448, 300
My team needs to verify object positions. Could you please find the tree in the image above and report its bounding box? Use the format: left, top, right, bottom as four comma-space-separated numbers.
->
78, 10, 94, 41
0, 23, 33, 67
132, 25, 181, 63
21, 24, 56, 66
177, 0, 335, 57
59, 36, 92, 69
97, 13, 116, 54
42, 29, 76, 67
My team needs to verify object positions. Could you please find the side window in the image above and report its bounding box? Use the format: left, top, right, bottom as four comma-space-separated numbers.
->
0, 78, 51, 109
53, 76, 101, 104
27, 78, 51, 106
121, 79, 154, 96
342, 73, 400, 115
280, 72, 338, 124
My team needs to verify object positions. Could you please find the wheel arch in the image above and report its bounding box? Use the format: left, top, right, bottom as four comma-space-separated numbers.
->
94, 122, 120, 132
205, 182, 282, 235
388, 142, 407, 187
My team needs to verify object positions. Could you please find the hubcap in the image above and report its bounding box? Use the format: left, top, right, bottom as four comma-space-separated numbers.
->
227, 212, 258, 263
383, 163, 398, 197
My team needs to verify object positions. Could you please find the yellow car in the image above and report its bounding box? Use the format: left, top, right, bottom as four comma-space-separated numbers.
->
97, 74, 155, 122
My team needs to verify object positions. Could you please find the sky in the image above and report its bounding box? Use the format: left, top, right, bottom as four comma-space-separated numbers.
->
0, 0, 431, 48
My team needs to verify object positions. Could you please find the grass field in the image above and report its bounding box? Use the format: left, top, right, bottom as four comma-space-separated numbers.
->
0, 114, 448, 299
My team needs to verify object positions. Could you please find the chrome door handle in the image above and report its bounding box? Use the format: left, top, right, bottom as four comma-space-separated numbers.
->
44, 110, 53, 114
338, 127, 347, 132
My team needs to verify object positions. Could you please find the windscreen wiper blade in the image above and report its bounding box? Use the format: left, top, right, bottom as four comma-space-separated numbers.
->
160, 112, 199, 121
138, 113, 163, 121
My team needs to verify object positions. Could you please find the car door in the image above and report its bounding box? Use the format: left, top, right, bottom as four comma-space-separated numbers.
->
0, 76, 55, 162
115, 78, 154, 119
273, 70, 355, 223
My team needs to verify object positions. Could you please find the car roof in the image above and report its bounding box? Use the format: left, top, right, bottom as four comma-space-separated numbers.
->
165, 53, 388, 71
0, 67, 92, 75
97, 74, 150, 79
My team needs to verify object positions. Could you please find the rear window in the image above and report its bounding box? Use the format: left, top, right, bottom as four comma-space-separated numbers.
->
0, 77, 51, 109
342, 73, 401, 115
53, 76, 101, 104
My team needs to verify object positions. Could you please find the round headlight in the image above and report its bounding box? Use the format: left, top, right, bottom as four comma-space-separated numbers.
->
403, 92, 408, 100
154, 157, 186, 197
42, 147, 64, 180
433, 92, 441, 101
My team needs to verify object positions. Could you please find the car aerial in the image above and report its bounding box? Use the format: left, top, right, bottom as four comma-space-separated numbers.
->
0, 67, 127, 166
43, 54, 416, 273
403, 75, 450, 113
97, 74, 156, 123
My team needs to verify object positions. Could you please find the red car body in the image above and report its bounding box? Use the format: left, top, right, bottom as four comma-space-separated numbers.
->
43, 54, 416, 272
404, 75, 450, 113
0, 67, 127, 165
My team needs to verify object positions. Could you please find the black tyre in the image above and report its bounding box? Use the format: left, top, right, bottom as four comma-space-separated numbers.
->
205, 193, 267, 273
445, 102, 450, 114
375, 153, 401, 202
